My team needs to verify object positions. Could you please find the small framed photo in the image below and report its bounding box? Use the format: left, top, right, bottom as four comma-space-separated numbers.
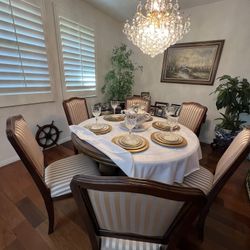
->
141, 92, 151, 100
155, 102, 169, 117
154, 106, 165, 117
171, 104, 181, 116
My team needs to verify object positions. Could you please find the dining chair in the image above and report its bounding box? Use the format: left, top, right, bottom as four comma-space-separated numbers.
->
70, 175, 206, 250
178, 102, 207, 136
6, 115, 101, 234
63, 97, 89, 125
125, 96, 151, 113
176, 127, 250, 240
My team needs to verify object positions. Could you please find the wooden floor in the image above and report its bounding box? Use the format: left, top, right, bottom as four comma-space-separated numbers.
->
0, 141, 249, 250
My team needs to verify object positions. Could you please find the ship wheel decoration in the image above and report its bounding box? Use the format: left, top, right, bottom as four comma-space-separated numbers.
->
35, 121, 62, 149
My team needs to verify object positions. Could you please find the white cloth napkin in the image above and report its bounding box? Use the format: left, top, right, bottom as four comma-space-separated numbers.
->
70, 125, 134, 175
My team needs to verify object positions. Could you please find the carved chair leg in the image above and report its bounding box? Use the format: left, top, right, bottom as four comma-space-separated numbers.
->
196, 208, 210, 241
45, 198, 55, 234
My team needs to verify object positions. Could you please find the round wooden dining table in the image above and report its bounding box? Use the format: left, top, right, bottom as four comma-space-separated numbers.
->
71, 116, 202, 185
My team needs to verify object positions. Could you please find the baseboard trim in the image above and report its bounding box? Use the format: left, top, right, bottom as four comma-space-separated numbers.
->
0, 136, 72, 168
0, 155, 20, 168
58, 136, 71, 145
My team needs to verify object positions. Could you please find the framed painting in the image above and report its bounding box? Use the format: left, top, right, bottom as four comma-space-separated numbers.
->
161, 40, 225, 85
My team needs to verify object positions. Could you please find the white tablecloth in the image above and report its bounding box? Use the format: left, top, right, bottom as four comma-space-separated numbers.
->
78, 116, 202, 185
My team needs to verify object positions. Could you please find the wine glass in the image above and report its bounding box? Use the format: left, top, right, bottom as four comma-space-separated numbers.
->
125, 113, 137, 140
111, 100, 119, 115
165, 104, 176, 119
168, 116, 178, 132
91, 105, 101, 129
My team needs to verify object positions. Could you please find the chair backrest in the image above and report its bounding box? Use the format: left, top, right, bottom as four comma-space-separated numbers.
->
178, 102, 207, 136
125, 97, 151, 113
70, 176, 206, 249
213, 128, 250, 185
63, 97, 89, 125
6, 115, 44, 178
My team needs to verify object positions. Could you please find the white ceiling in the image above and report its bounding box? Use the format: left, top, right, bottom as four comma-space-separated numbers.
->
84, 0, 223, 21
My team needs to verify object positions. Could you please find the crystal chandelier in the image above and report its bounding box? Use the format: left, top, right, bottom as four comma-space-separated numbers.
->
123, 0, 191, 57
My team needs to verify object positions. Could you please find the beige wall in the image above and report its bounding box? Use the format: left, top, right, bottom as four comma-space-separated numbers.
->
0, 0, 123, 166
129, 0, 250, 143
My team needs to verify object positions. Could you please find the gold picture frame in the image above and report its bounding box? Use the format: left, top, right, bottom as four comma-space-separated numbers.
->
161, 40, 225, 85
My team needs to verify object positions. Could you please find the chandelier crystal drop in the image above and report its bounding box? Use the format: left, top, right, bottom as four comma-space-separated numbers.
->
123, 0, 191, 57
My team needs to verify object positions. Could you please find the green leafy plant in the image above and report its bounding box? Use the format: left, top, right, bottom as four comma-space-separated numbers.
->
102, 44, 142, 102
211, 75, 250, 132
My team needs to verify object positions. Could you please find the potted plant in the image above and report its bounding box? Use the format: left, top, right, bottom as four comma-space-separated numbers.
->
211, 75, 250, 149
101, 44, 142, 109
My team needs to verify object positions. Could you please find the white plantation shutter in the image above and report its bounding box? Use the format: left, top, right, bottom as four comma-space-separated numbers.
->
0, 0, 53, 106
58, 17, 96, 95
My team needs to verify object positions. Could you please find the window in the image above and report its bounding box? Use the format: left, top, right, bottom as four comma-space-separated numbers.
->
0, 0, 53, 107
58, 17, 96, 96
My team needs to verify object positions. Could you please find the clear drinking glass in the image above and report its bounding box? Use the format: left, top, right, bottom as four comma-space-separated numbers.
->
165, 104, 176, 119
91, 105, 101, 129
125, 113, 137, 138
111, 100, 119, 114
169, 116, 178, 132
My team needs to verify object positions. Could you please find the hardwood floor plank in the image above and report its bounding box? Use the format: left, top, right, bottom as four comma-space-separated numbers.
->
0, 217, 16, 249
36, 212, 91, 250
205, 216, 250, 250
0, 192, 25, 230
4, 239, 26, 250
16, 197, 45, 228
21, 184, 47, 214
13, 221, 51, 250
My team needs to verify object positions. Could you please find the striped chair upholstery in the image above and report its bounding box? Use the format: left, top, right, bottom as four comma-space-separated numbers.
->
88, 190, 182, 237
63, 97, 89, 125
14, 118, 44, 177
126, 97, 150, 113
213, 128, 250, 184
176, 167, 214, 195
45, 154, 100, 198
177, 128, 250, 195
178, 102, 207, 135
101, 237, 165, 250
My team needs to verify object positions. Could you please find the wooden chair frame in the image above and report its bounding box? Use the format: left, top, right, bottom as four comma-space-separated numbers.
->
179, 102, 208, 136
70, 175, 207, 250
63, 97, 90, 126
6, 115, 71, 234
196, 131, 250, 240
125, 96, 151, 113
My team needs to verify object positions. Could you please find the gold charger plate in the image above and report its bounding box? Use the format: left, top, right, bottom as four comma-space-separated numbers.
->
151, 132, 187, 148
103, 114, 125, 122
155, 132, 184, 145
112, 135, 149, 153
85, 124, 112, 135
152, 121, 180, 131
119, 135, 144, 148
